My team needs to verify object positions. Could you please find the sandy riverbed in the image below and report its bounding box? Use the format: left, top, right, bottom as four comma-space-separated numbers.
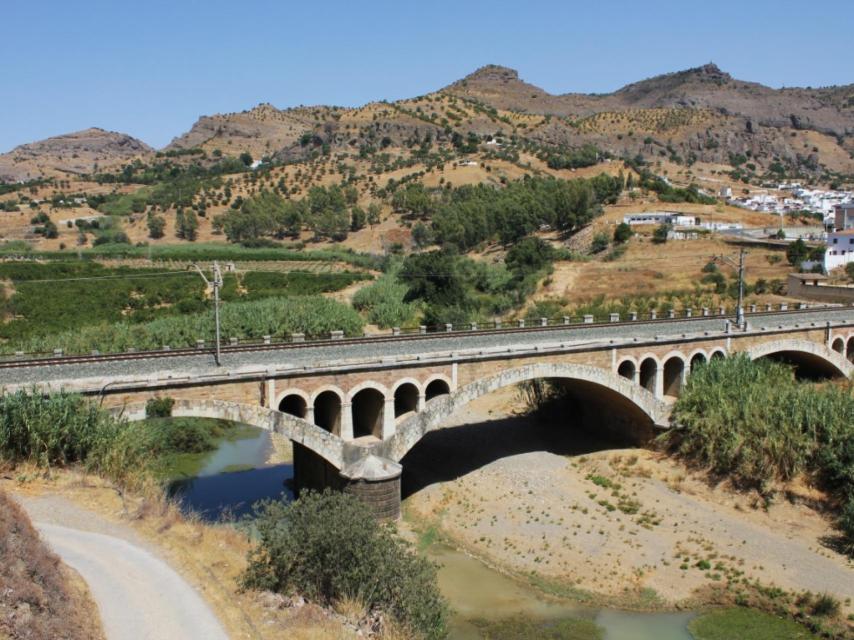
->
402, 387, 854, 611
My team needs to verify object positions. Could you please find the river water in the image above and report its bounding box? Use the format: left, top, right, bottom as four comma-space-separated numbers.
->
168, 426, 696, 639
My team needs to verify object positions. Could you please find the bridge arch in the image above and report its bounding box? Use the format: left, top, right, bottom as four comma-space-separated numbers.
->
424, 375, 453, 401
709, 348, 726, 360
661, 352, 687, 397
113, 398, 345, 468
348, 381, 390, 439
376, 362, 671, 463
276, 388, 311, 419
617, 357, 637, 381
831, 336, 845, 355
638, 354, 660, 394
848, 336, 854, 363
310, 385, 345, 435
747, 339, 851, 379
688, 349, 708, 372
392, 378, 422, 418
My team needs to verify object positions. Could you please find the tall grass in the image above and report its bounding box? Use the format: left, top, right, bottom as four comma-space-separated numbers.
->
665, 355, 854, 549
8, 295, 365, 355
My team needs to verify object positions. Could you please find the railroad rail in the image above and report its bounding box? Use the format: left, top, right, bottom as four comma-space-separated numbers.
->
0, 304, 849, 370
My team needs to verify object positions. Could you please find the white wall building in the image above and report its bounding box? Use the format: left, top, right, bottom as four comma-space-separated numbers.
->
825, 229, 854, 272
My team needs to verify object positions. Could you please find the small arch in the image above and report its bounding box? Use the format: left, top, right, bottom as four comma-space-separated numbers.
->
710, 349, 726, 360
394, 382, 420, 418
617, 359, 636, 380
352, 388, 386, 439
314, 390, 342, 434
848, 336, 854, 364
425, 378, 451, 401
689, 352, 707, 372
279, 393, 308, 419
831, 337, 845, 354
639, 357, 658, 394
662, 356, 685, 397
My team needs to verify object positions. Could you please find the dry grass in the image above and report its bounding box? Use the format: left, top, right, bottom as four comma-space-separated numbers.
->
4, 469, 398, 640
0, 489, 105, 640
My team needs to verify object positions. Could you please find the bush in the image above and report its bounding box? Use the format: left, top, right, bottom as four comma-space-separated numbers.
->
145, 397, 174, 418
613, 222, 633, 244
652, 224, 670, 244
243, 491, 448, 639
590, 232, 609, 254
665, 355, 854, 549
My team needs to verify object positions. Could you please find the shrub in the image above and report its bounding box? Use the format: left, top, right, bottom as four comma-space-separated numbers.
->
590, 232, 609, 254
652, 224, 670, 244
665, 355, 854, 549
243, 491, 448, 639
145, 397, 174, 418
613, 222, 633, 244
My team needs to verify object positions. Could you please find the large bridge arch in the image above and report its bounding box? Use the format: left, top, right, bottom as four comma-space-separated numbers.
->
747, 339, 851, 379
372, 362, 671, 464
113, 398, 345, 468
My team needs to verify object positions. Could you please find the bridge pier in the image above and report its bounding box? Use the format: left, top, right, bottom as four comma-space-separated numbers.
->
292, 444, 401, 519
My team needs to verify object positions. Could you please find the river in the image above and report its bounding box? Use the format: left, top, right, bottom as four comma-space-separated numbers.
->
167, 424, 698, 639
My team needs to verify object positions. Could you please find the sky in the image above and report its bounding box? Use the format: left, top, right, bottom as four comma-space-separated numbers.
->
2, 0, 853, 151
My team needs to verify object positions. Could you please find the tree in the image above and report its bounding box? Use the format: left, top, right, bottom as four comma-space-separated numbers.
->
411, 222, 433, 248
786, 238, 809, 266
400, 251, 468, 310
147, 214, 166, 239
239, 152, 253, 167
590, 232, 609, 253
847, 262, 854, 283
367, 202, 381, 226
505, 236, 554, 276
613, 222, 633, 244
652, 223, 671, 244
350, 206, 366, 232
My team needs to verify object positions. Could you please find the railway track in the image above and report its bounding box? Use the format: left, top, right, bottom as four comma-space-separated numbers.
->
0, 305, 849, 370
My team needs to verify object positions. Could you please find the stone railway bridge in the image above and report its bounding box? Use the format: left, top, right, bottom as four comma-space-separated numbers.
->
3, 307, 853, 518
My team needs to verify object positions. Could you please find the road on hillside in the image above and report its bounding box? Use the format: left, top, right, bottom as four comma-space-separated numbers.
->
35, 522, 229, 640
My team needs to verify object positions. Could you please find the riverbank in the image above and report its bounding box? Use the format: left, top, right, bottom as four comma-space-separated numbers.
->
2, 470, 359, 640
402, 387, 854, 621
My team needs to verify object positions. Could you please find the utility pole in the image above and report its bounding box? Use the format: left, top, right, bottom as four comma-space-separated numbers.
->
190, 262, 223, 366
713, 248, 748, 329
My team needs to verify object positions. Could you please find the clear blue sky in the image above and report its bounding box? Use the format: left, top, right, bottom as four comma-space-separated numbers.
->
3, 0, 852, 152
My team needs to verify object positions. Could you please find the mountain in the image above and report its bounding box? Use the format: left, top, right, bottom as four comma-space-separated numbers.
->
446, 63, 854, 137
3, 65, 854, 183
0, 128, 153, 182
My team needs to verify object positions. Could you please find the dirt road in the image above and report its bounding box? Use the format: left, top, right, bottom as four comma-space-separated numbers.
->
21, 496, 229, 640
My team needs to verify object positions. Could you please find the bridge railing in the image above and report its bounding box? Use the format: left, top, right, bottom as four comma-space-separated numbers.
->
0, 301, 849, 364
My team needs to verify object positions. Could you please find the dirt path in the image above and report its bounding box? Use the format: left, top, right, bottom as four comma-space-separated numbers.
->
18, 496, 229, 640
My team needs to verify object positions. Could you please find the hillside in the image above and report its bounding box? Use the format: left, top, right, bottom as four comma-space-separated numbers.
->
0, 128, 153, 182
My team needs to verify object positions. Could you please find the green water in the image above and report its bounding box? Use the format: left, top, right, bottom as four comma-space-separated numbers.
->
425, 543, 695, 640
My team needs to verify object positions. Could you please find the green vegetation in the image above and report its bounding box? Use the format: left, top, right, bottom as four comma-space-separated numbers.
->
664, 355, 854, 549
0, 242, 382, 270
542, 144, 602, 170
688, 608, 822, 640
470, 616, 603, 640
0, 262, 368, 346
214, 185, 361, 243
352, 261, 419, 328
0, 390, 261, 488
243, 490, 448, 640
0, 390, 149, 488
10, 294, 364, 354
397, 246, 551, 326
431, 174, 622, 250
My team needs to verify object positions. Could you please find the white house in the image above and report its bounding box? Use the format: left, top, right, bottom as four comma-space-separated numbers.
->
825, 229, 854, 272
622, 212, 696, 227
